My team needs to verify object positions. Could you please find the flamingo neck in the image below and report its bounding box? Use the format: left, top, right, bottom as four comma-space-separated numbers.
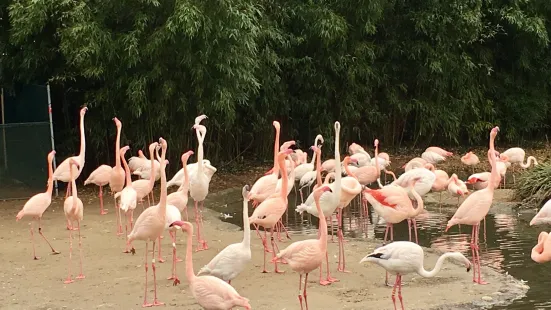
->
115, 126, 122, 167
488, 135, 498, 192
196, 129, 204, 174
315, 151, 322, 187
179, 157, 190, 193
334, 128, 342, 202
157, 145, 168, 215
148, 147, 156, 187
78, 112, 86, 163
410, 183, 424, 216
46, 157, 54, 195
185, 226, 196, 283
374, 144, 380, 178
278, 155, 288, 200
343, 160, 357, 179
316, 198, 327, 252
242, 199, 250, 246
272, 126, 280, 176
121, 153, 132, 186
417, 252, 464, 278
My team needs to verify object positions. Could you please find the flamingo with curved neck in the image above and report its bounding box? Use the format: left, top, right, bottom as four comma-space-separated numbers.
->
190, 123, 211, 251
109, 117, 125, 235
249, 121, 281, 206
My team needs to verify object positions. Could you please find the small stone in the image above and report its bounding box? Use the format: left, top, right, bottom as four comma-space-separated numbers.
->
481, 296, 493, 301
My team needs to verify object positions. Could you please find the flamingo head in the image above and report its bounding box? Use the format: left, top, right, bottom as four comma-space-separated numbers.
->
264, 168, 274, 176
242, 184, 250, 200
47, 150, 56, 162
194, 114, 208, 125
374, 139, 379, 147
499, 154, 510, 162
490, 126, 500, 137
273, 121, 280, 130
311, 145, 321, 155
181, 150, 194, 163
169, 220, 192, 232
314, 185, 332, 201
148, 142, 159, 154
334, 121, 340, 132
158, 137, 167, 150
112, 117, 121, 127
466, 177, 479, 184
80, 106, 88, 115
120, 145, 130, 155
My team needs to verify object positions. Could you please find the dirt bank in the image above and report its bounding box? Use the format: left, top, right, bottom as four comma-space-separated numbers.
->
0, 186, 528, 310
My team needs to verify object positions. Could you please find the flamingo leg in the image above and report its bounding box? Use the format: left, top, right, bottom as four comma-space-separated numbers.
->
326, 250, 338, 283
64, 221, 74, 284
336, 209, 350, 273
397, 275, 404, 309
270, 229, 284, 273
194, 201, 205, 252
412, 218, 419, 244
116, 199, 123, 236
76, 221, 85, 280
123, 212, 131, 253
407, 219, 412, 242
142, 241, 151, 307
150, 240, 164, 306
254, 224, 270, 253
167, 231, 181, 284
474, 224, 488, 285
197, 201, 208, 250
184, 207, 189, 222
151, 191, 155, 205
38, 218, 60, 254
99, 186, 108, 215
391, 273, 399, 310
298, 274, 303, 309
330, 215, 336, 243
303, 273, 310, 310
469, 225, 477, 283
146, 193, 150, 210
157, 235, 165, 263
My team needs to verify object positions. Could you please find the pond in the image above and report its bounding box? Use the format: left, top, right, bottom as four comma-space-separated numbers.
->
210, 188, 548, 309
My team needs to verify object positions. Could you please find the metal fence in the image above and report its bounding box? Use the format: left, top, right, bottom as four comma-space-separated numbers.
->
0, 84, 55, 200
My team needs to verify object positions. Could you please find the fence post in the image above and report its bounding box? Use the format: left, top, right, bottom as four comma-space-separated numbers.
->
46, 84, 59, 197
1, 88, 6, 170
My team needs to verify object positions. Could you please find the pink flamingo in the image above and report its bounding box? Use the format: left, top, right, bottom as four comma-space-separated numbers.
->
249, 148, 293, 273
355, 139, 381, 187
52, 107, 88, 200
16, 150, 60, 260
500, 147, 538, 184
425, 146, 453, 157
249, 121, 281, 207
171, 221, 251, 309
189, 122, 212, 251
445, 126, 500, 285
360, 241, 471, 310
116, 146, 137, 253
162, 203, 183, 284
466, 172, 491, 190
84, 165, 111, 215
132, 142, 159, 209
530, 200, 551, 226
335, 156, 362, 273
63, 159, 85, 284
126, 137, 169, 307
402, 157, 427, 171
461, 151, 480, 174
274, 186, 332, 310
167, 151, 194, 221
109, 117, 126, 235
447, 173, 469, 206
532, 232, 551, 263
425, 163, 449, 204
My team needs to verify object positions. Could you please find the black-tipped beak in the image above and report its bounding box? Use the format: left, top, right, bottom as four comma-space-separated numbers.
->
467, 265, 471, 272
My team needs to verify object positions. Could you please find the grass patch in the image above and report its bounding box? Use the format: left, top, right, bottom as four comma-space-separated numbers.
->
514, 163, 551, 207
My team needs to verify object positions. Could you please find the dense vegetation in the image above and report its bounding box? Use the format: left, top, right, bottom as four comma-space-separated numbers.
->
1, 0, 550, 172
515, 163, 551, 207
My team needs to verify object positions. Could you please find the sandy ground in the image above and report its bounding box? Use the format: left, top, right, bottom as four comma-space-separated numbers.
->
0, 185, 529, 310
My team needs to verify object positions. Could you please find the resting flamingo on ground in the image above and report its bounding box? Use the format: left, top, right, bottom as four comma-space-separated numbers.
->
445, 126, 500, 285
172, 221, 251, 309
52, 107, 88, 200
249, 121, 281, 207
360, 241, 471, 310
131, 142, 159, 208
16, 150, 60, 260
62, 159, 85, 284
198, 185, 252, 284
425, 146, 453, 157
167, 151, 194, 221
249, 149, 294, 273
402, 157, 427, 171
84, 164, 111, 215
421, 150, 446, 165
115, 146, 137, 253
109, 117, 126, 235
274, 186, 332, 310
190, 122, 213, 251
461, 151, 480, 174
532, 232, 551, 263
126, 137, 169, 307
530, 199, 551, 226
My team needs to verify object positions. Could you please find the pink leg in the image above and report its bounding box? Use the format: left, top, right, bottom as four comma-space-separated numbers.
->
200, 201, 208, 249
38, 218, 60, 254
412, 218, 419, 244
76, 221, 85, 280
298, 274, 304, 309
470, 225, 477, 283
142, 242, 151, 307
151, 240, 164, 306
116, 200, 123, 235
391, 274, 399, 310
337, 210, 350, 273
326, 250, 338, 283
303, 273, 309, 310
397, 275, 404, 309
254, 224, 271, 253
123, 212, 131, 253
474, 224, 488, 285
167, 231, 181, 285
270, 229, 285, 273
184, 207, 189, 222
407, 219, 412, 242
330, 215, 336, 243
99, 186, 108, 215
64, 222, 74, 284
30, 220, 39, 260
157, 236, 165, 263
194, 201, 205, 251
146, 194, 150, 210
151, 191, 156, 205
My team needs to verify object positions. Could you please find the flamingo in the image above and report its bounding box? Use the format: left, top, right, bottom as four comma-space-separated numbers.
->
500, 147, 538, 184
466, 172, 491, 190
131, 142, 159, 208
133, 147, 169, 182
348, 142, 372, 166
171, 221, 251, 309
274, 186, 332, 310
530, 199, 551, 226
198, 185, 252, 284
447, 173, 469, 206
109, 117, 125, 235
360, 241, 471, 310
355, 139, 381, 188
421, 150, 446, 164
293, 135, 324, 182
62, 159, 85, 284
126, 137, 169, 307
427, 163, 450, 205
52, 107, 87, 200
167, 151, 194, 221
249, 148, 293, 273
445, 126, 500, 285
84, 165, 111, 215
402, 157, 427, 172
15, 150, 60, 260
190, 122, 213, 251
115, 146, 137, 253
532, 232, 551, 263
461, 151, 480, 174
166, 159, 212, 189
425, 146, 453, 157
128, 150, 151, 173
249, 121, 281, 206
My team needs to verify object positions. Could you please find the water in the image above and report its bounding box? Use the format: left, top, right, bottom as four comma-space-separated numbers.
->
211, 189, 548, 309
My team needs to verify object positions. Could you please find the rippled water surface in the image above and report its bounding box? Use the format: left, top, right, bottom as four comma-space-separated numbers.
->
212, 189, 549, 309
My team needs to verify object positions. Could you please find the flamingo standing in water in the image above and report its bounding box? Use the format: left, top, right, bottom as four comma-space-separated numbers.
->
126, 137, 168, 307
532, 232, 551, 263
447, 173, 469, 206
15, 150, 60, 260
190, 121, 213, 251
461, 151, 480, 174
132, 142, 159, 209
116, 146, 137, 253
274, 186, 332, 310
84, 165, 111, 215
109, 117, 125, 235
249, 121, 281, 207
167, 151, 194, 221
445, 126, 500, 285
360, 241, 471, 310
62, 159, 85, 284
198, 185, 252, 284
249, 149, 294, 273
172, 221, 251, 309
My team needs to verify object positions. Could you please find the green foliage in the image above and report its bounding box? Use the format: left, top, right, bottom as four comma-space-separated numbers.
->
1, 0, 551, 173
514, 164, 551, 207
